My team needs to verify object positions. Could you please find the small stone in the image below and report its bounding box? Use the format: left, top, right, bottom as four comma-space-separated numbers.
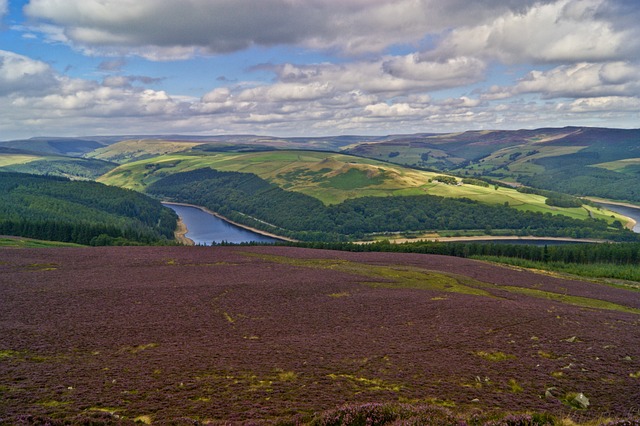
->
572, 393, 590, 409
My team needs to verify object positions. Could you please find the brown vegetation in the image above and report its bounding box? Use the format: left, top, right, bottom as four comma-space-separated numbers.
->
1, 246, 639, 424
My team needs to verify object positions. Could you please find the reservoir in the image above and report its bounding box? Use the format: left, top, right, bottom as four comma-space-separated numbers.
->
595, 202, 640, 233
164, 203, 279, 245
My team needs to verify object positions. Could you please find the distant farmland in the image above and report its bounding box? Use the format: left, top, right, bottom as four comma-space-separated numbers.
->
1, 246, 639, 424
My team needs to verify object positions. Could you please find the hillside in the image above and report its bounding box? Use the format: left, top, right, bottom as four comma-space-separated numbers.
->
0, 137, 106, 156
0, 146, 116, 179
345, 127, 640, 203
0, 172, 177, 245
98, 150, 621, 222
2, 245, 639, 424
85, 139, 208, 164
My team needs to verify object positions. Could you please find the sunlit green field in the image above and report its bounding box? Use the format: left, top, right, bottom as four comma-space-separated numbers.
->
0, 237, 83, 248
98, 150, 628, 225
0, 154, 41, 167
593, 158, 640, 174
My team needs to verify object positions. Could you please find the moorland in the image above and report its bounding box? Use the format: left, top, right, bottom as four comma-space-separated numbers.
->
1, 245, 640, 425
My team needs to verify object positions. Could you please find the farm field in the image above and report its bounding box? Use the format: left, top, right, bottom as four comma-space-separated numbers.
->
97, 150, 624, 224
1, 246, 639, 424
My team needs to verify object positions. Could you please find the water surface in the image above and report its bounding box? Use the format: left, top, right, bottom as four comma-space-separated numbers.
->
164, 203, 278, 245
595, 202, 640, 233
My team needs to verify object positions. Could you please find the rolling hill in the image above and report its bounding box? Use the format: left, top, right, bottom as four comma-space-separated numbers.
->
344, 127, 640, 203
2, 127, 639, 242
0, 146, 116, 179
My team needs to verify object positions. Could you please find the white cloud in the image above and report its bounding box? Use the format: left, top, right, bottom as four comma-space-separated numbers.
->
568, 96, 640, 112
431, 0, 637, 64
512, 62, 640, 99
22, 0, 554, 58
0, 0, 7, 19
273, 55, 486, 96
0, 50, 57, 96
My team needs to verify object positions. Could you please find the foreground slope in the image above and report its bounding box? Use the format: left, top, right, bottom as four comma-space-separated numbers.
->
1, 246, 639, 424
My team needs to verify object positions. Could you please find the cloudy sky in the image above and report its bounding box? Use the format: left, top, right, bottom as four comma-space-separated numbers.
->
1, 0, 639, 139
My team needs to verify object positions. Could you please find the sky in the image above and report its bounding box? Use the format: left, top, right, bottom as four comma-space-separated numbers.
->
0, 0, 639, 140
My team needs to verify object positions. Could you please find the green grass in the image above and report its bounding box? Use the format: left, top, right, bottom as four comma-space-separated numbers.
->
0, 237, 83, 248
593, 158, 640, 174
475, 351, 516, 362
0, 154, 41, 167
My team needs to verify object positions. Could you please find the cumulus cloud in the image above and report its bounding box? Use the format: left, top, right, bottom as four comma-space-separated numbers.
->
483, 62, 640, 100
0, 50, 58, 96
22, 0, 554, 58
98, 58, 126, 71
271, 55, 486, 96
431, 0, 638, 64
4, 0, 640, 140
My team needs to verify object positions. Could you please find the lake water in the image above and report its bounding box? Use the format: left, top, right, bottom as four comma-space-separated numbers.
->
595, 202, 640, 233
164, 203, 279, 245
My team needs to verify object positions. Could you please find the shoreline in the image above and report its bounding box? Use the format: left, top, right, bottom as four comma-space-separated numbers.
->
163, 201, 296, 243
585, 197, 639, 230
173, 217, 195, 246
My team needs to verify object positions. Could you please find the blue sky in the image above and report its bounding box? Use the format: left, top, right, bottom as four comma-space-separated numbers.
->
1, 0, 639, 139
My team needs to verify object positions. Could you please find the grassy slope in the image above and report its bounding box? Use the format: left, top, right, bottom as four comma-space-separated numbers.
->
85, 139, 207, 164
98, 150, 627, 225
593, 158, 640, 173
0, 153, 43, 167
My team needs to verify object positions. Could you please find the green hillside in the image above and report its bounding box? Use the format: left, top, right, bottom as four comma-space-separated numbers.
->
85, 139, 207, 164
98, 150, 629, 227
346, 127, 640, 203
0, 172, 177, 245
0, 147, 116, 179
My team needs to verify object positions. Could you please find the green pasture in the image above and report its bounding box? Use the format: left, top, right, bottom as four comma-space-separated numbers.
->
0, 154, 41, 167
98, 150, 627, 225
593, 158, 640, 174
0, 237, 83, 248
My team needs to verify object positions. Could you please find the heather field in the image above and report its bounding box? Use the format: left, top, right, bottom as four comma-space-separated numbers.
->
1, 246, 640, 425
